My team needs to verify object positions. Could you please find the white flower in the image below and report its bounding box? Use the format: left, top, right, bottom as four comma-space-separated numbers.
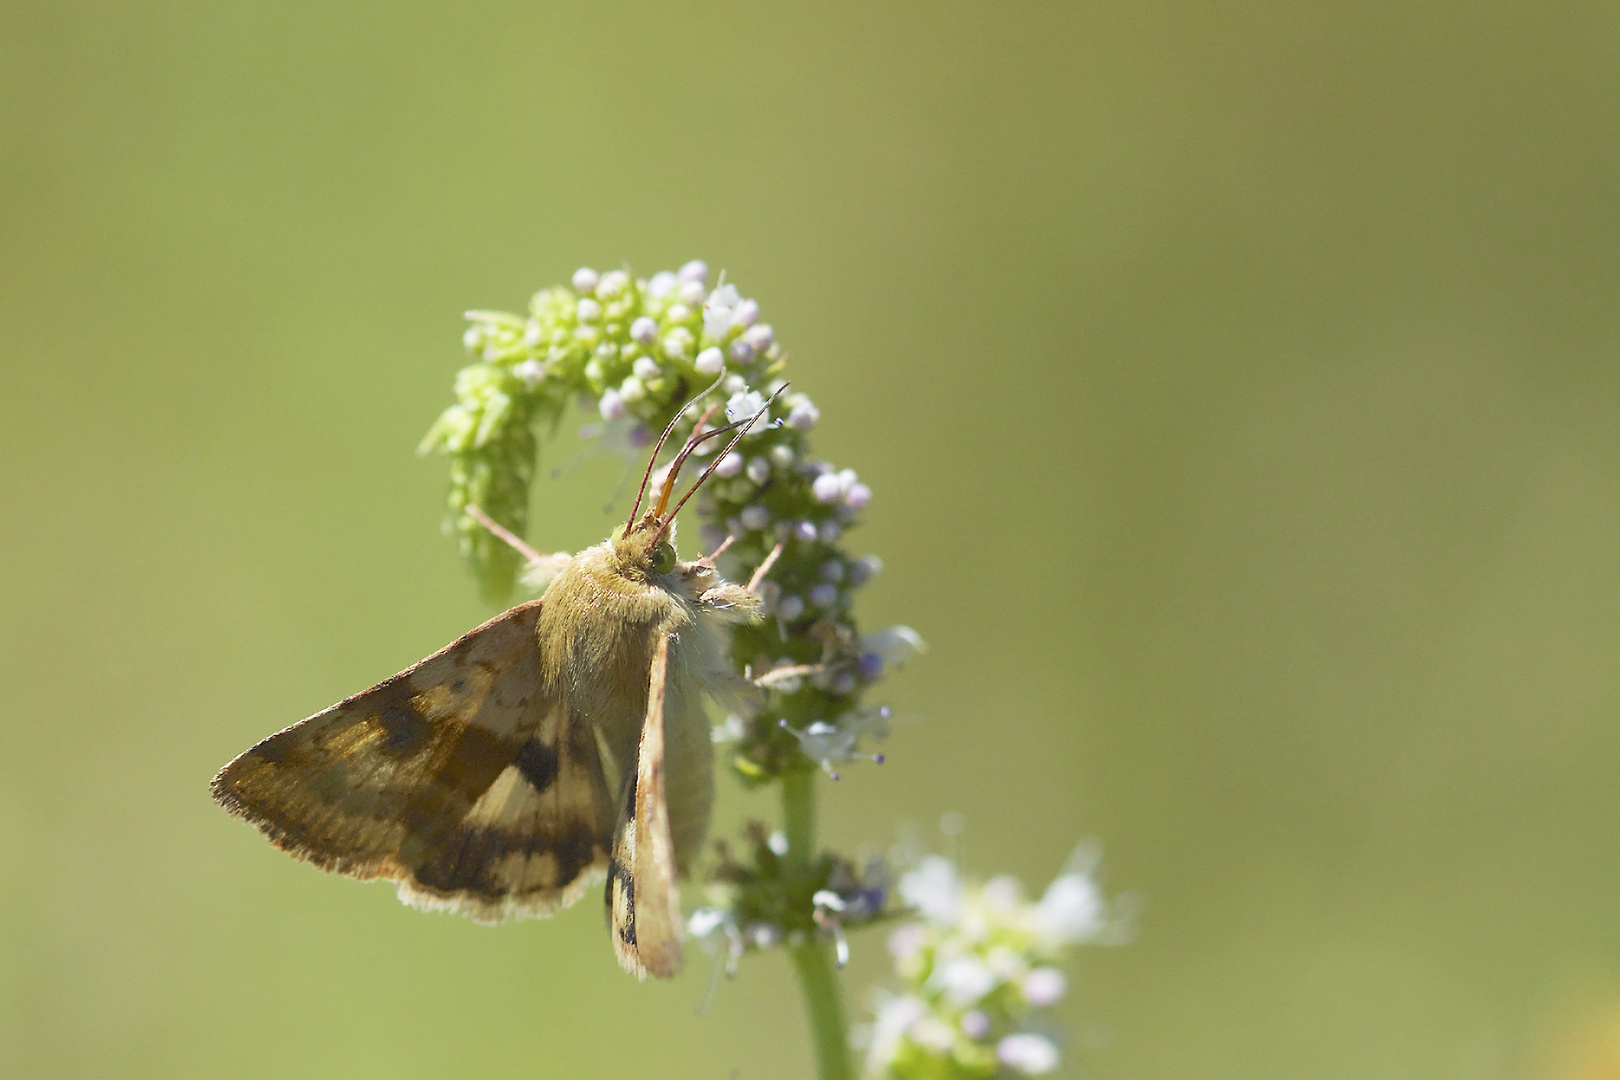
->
725, 389, 767, 423
789, 396, 820, 431
661, 327, 693, 359
861, 626, 927, 667
812, 472, 844, 503
513, 359, 545, 388
646, 270, 677, 298
899, 855, 961, 924
866, 995, 927, 1074
687, 907, 727, 939
997, 1033, 1059, 1075
695, 346, 725, 375
936, 955, 995, 1008
617, 375, 646, 403
1034, 873, 1103, 946
571, 267, 599, 294
1022, 967, 1067, 1007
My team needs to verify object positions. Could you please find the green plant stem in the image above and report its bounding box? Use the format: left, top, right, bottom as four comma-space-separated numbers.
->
782, 769, 853, 1080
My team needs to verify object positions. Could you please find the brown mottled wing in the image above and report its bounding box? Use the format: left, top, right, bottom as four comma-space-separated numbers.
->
607, 633, 684, 979
211, 599, 614, 921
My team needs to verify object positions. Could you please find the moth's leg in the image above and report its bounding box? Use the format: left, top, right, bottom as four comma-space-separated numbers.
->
696, 533, 735, 567
466, 503, 572, 591
746, 541, 784, 595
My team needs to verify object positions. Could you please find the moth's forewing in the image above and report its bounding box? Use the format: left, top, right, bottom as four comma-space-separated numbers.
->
211, 598, 615, 921
608, 633, 684, 980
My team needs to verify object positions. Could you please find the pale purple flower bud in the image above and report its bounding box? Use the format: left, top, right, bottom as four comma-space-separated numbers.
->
794, 520, 819, 544
820, 560, 844, 582
961, 1011, 991, 1040
677, 259, 708, 284
598, 389, 627, 421
728, 338, 755, 364
575, 297, 602, 323
618, 375, 646, 403
632, 356, 660, 380
694, 346, 725, 375
845, 482, 872, 510
746, 457, 771, 485
714, 452, 743, 479
571, 267, 599, 294
740, 504, 771, 532
818, 520, 842, 544
595, 269, 628, 299
1022, 968, 1067, 1007
646, 271, 677, 298
809, 583, 839, 608
742, 323, 774, 352
724, 374, 747, 395
630, 316, 658, 344
514, 359, 545, 387
770, 444, 795, 469
665, 302, 691, 322
789, 398, 820, 431
777, 593, 805, 621
812, 473, 844, 504
848, 554, 882, 586
733, 297, 760, 328
677, 280, 707, 305
997, 1034, 1059, 1075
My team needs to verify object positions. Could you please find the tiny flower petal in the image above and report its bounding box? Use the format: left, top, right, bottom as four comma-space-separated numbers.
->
726, 390, 767, 423
703, 306, 736, 341
899, 855, 961, 924
998, 1033, 1060, 1075
861, 626, 927, 667
1035, 873, 1103, 945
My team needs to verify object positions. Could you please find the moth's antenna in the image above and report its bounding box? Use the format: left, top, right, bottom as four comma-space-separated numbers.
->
624, 374, 726, 533
653, 384, 788, 545
650, 415, 757, 521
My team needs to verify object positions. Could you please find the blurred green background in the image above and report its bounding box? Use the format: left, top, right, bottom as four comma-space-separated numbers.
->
4, 2, 1620, 1078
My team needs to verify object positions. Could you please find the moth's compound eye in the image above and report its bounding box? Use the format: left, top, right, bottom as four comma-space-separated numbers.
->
650, 541, 677, 575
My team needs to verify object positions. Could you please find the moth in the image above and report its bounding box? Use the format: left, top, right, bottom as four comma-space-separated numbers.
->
211, 387, 780, 979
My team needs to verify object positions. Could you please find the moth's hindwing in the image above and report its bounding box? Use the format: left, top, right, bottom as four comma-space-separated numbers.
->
210, 598, 615, 921
608, 633, 684, 980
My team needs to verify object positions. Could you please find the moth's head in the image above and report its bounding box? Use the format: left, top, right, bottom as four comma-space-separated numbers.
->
617, 380, 788, 576
611, 516, 679, 580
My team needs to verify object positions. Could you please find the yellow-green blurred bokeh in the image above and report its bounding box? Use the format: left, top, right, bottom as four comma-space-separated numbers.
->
5, 2, 1620, 1077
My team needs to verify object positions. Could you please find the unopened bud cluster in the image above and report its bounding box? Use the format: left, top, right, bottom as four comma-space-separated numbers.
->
421, 261, 918, 781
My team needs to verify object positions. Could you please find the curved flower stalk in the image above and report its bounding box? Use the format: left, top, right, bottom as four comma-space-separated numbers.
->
421, 261, 922, 1080
861, 844, 1126, 1079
